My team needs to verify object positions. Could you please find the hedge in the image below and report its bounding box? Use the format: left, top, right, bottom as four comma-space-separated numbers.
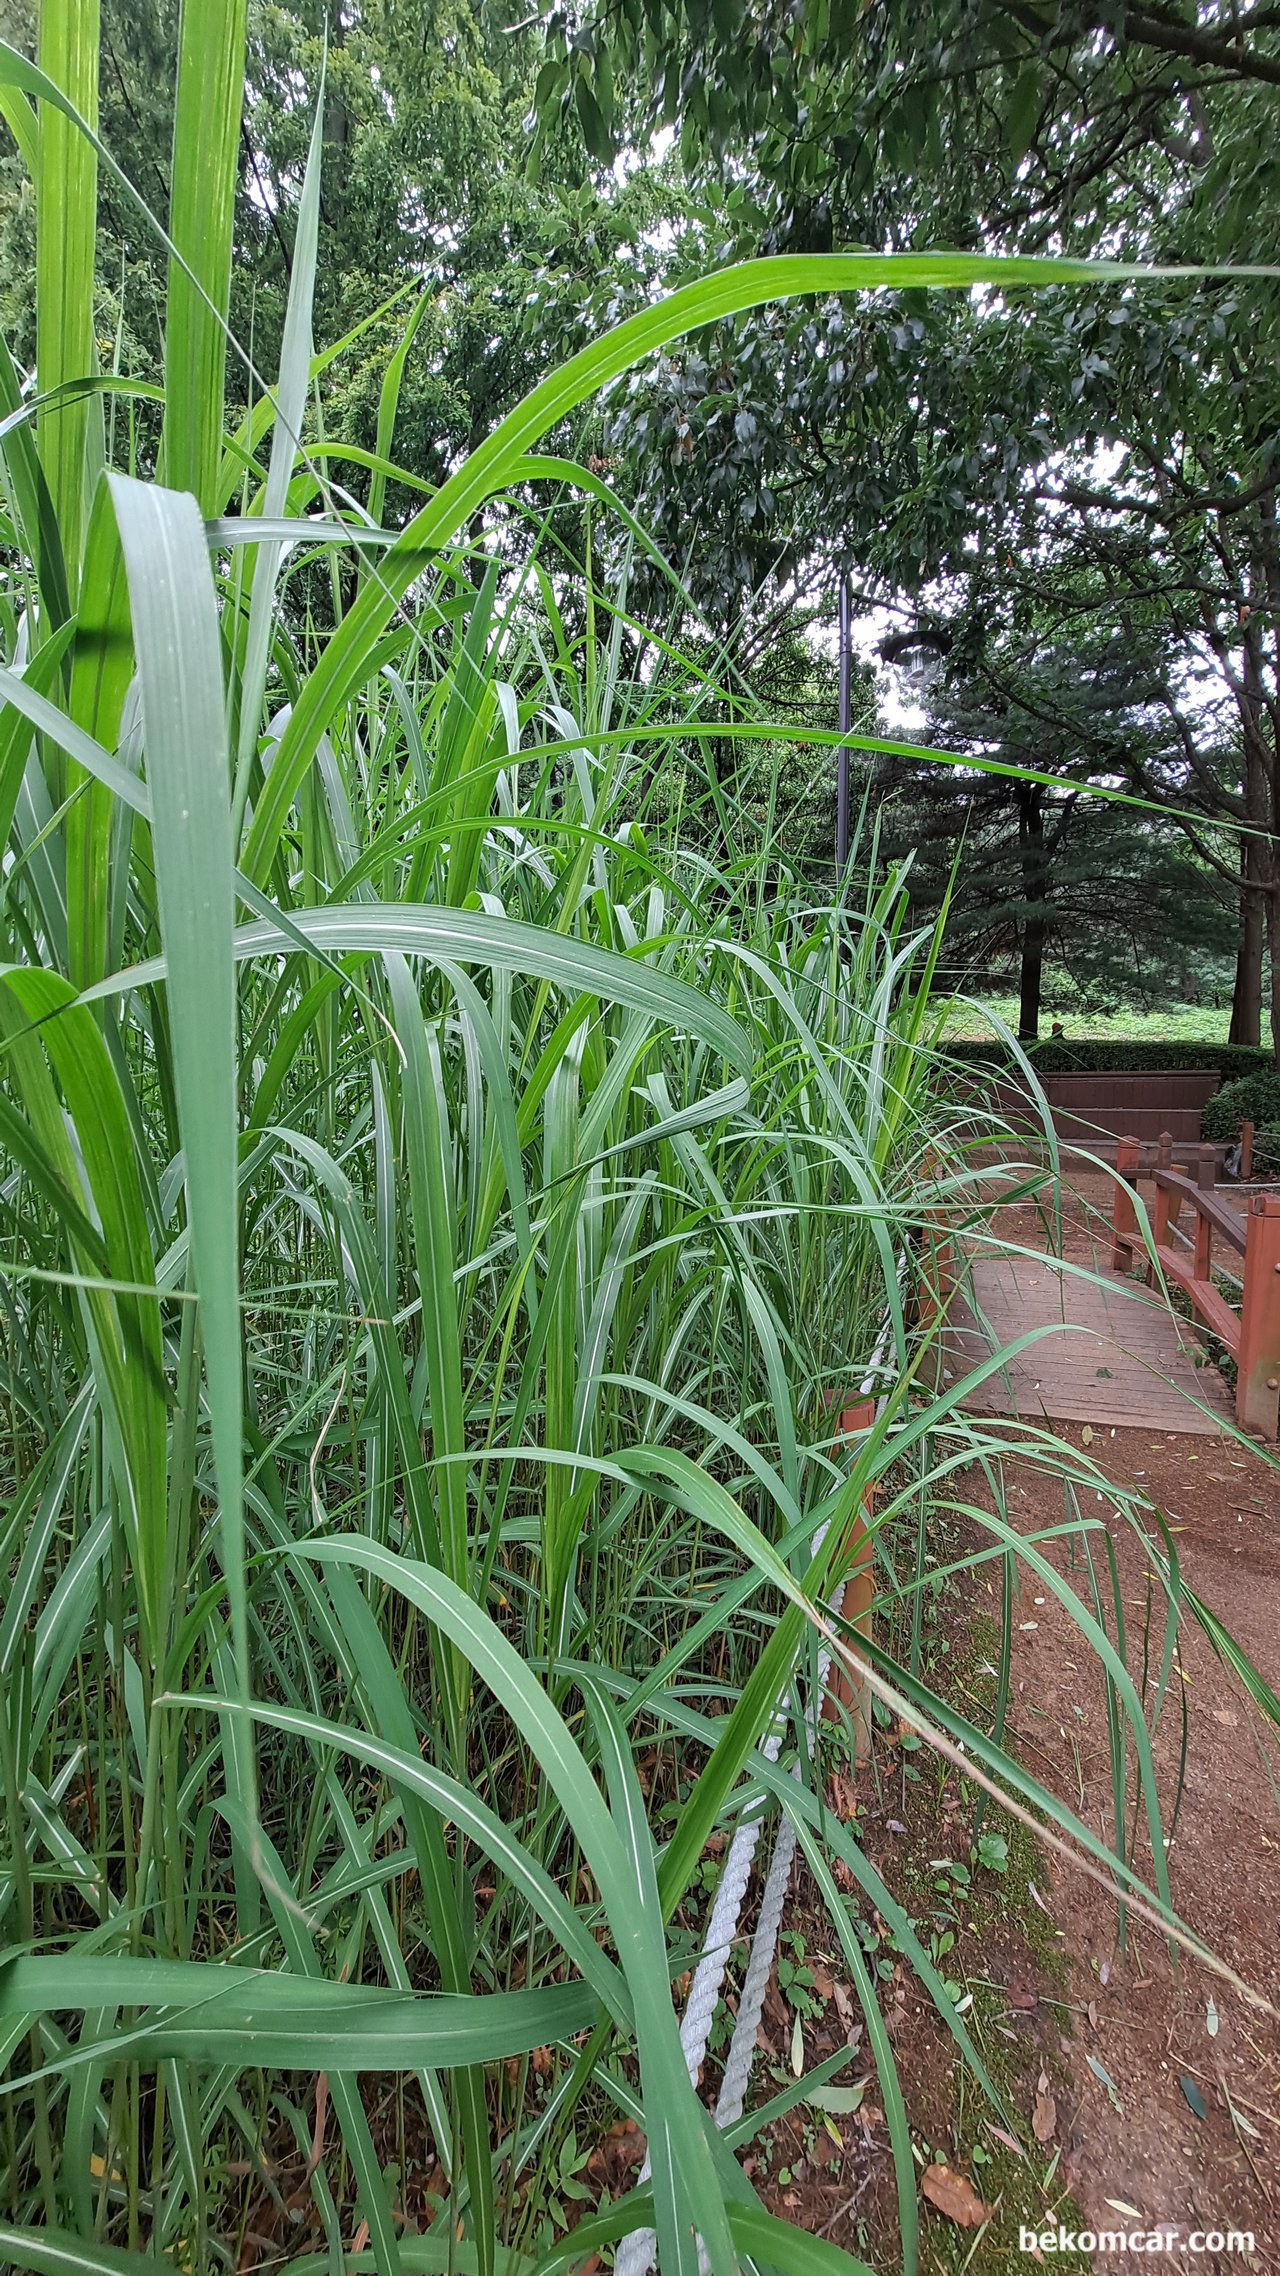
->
943, 1038, 1275, 1080
1201, 1070, 1280, 1145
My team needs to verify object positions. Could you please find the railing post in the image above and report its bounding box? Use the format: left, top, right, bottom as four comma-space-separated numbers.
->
929, 1203, 955, 1305
916, 1156, 955, 1326
1157, 1129, 1172, 1172
1237, 1195, 1280, 1439
824, 1396, 876, 1766
1111, 1135, 1140, 1271
1194, 1201, 1212, 1283
1241, 1120, 1255, 1182
1152, 1172, 1171, 1261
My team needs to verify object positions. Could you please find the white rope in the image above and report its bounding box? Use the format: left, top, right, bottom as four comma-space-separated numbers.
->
612, 1707, 794, 2276
614, 1294, 901, 2276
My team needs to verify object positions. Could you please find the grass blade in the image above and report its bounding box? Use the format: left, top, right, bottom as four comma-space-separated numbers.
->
163, 0, 248, 509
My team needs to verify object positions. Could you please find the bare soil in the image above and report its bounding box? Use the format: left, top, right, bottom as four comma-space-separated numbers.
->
988, 1424, 1280, 2252
750, 1174, 1280, 2273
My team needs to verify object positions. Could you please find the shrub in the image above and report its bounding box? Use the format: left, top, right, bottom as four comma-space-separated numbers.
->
946, 1037, 1274, 1080
1201, 1070, 1280, 1144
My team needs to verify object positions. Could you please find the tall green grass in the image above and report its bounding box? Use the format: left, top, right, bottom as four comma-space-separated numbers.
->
0, 16, 1272, 2276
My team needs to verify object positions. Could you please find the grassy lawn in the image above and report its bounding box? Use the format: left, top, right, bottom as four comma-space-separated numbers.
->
942, 994, 1233, 1044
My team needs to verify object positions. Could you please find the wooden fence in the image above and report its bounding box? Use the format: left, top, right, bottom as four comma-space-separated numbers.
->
1110, 1132, 1280, 1438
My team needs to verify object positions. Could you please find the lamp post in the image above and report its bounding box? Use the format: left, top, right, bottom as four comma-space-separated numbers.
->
836, 576, 852, 874
838, 610, 950, 877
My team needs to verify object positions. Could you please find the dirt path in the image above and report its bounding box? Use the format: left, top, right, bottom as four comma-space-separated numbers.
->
959, 1175, 1280, 2262
748, 1174, 1280, 2271
977, 1422, 1280, 2260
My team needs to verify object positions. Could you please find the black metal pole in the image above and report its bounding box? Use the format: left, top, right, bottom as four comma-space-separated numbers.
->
836, 575, 851, 874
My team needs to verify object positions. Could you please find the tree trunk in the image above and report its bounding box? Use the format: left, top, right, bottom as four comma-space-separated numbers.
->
1257, 869, 1266, 1056
1230, 836, 1265, 1044
1019, 900, 1045, 1043
1017, 783, 1046, 1042
1240, 484, 1280, 1053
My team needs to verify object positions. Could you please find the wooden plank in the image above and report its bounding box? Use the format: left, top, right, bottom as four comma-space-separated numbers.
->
1152, 1245, 1240, 1354
944, 1256, 1233, 1434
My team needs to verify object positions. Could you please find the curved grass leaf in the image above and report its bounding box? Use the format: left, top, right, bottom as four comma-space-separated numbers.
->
86, 901, 753, 1074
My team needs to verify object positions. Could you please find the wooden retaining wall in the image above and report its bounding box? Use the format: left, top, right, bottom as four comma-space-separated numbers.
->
993, 1068, 1221, 1155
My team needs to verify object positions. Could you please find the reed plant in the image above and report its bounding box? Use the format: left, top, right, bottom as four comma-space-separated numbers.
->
0, 13, 1273, 2276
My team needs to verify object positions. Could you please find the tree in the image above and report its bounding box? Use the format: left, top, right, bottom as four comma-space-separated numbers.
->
875, 628, 1238, 1037
536, 0, 1280, 262
0, 0, 668, 501
534, 1, 1280, 1044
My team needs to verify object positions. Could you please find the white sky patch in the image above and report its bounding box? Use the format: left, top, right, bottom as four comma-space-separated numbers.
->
809, 603, 928, 735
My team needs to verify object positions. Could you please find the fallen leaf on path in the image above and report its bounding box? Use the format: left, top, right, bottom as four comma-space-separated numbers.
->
1032, 2087, 1057, 2143
1179, 2074, 1207, 2120
808, 2081, 868, 2116
1087, 2054, 1123, 2113
982, 2121, 1026, 2161
1212, 1709, 1238, 1727
922, 2164, 992, 2227
1105, 2199, 1144, 2222
829, 1770, 859, 1821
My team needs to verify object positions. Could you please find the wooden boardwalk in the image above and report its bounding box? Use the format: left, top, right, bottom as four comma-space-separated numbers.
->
945, 1206, 1234, 1436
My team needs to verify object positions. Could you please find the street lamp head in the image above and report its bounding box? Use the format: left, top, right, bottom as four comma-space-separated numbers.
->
879, 625, 951, 693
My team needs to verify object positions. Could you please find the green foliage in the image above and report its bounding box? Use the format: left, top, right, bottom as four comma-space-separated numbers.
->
1201, 1069, 1280, 1142
874, 626, 1239, 1036
946, 1037, 1274, 1078
534, 0, 1280, 1047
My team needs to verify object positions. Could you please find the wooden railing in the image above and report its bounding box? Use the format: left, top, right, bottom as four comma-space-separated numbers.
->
1110, 1132, 1280, 1437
